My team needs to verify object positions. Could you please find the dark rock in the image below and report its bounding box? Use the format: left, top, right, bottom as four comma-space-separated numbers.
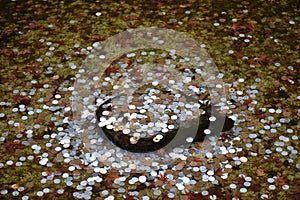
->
96, 96, 234, 153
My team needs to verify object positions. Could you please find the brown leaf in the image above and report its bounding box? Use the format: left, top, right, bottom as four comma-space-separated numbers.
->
154, 180, 163, 187
274, 176, 286, 186
175, 161, 185, 171
29, 20, 41, 29
11, 183, 20, 190
4, 141, 25, 153
125, 195, 135, 200
103, 171, 120, 187
25, 182, 34, 188
123, 15, 140, 21
0, 48, 11, 55
17, 49, 31, 55
256, 167, 265, 176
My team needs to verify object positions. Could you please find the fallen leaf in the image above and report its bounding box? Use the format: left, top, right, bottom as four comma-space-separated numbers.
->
274, 176, 286, 186
256, 167, 265, 176
175, 161, 185, 171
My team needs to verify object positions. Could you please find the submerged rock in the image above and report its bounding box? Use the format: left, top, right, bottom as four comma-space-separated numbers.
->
96, 94, 234, 153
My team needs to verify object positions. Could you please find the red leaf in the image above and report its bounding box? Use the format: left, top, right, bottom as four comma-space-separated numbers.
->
0, 48, 11, 55
29, 20, 41, 29
123, 15, 140, 21
274, 176, 286, 186
125, 195, 135, 200
158, 173, 166, 181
